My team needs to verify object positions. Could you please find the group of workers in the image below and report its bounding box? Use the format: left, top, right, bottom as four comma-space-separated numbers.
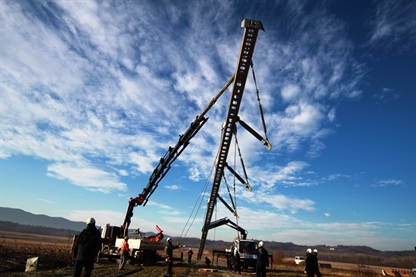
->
304, 248, 322, 277
71, 217, 322, 277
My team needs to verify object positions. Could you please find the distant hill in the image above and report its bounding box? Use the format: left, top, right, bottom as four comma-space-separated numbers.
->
0, 207, 86, 232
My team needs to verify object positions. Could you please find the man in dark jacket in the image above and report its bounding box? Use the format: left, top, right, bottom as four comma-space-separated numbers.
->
165, 237, 180, 277
72, 217, 102, 277
312, 249, 322, 277
304, 248, 317, 277
256, 241, 269, 277
187, 248, 193, 264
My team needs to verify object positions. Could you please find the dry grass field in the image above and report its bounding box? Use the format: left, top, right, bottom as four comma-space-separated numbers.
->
0, 231, 406, 277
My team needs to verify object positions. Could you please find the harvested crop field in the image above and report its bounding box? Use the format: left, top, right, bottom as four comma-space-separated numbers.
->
0, 231, 384, 276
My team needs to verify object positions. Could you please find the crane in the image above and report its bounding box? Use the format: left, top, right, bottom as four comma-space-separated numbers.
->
99, 19, 269, 265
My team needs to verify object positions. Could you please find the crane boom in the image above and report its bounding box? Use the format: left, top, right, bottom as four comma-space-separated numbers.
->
197, 19, 264, 260
122, 75, 235, 236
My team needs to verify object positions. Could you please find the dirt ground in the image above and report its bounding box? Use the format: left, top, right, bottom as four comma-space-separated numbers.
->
1, 259, 378, 277
0, 231, 394, 277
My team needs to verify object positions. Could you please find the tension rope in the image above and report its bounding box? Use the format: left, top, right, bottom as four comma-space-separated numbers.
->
179, 157, 215, 240
251, 61, 269, 142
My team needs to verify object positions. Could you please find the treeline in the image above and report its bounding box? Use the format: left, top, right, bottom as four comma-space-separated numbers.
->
267, 250, 414, 269
256, 242, 415, 269
318, 252, 415, 269
0, 221, 78, 237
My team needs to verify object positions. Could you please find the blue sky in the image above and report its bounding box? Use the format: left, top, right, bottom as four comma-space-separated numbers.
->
1, 0, 415, 251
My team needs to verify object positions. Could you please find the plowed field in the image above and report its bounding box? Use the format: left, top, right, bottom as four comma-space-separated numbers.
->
0, 231, 383, 276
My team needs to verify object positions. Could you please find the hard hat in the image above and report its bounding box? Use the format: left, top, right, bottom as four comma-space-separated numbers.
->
258, 241, 264, 247
167, 237, 172, 241
306, 248, 312, 254
313, 249, 318, 253
86, 217, 95, 225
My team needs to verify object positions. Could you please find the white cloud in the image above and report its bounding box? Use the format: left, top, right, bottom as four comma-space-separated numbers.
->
47, 162, 127, 193
247, 161, 310, 191
327, 108, 336, 122
281, 84, 301, 102
373, 179, 403, 188
0, 1, 365, 194
259, 193, 315, 213
164, 185, 182, 190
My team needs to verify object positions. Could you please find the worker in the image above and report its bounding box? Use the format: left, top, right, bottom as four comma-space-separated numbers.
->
234, 249, 241, 274
313, 249, 322, 277
256, 241, 269, 277
187, 248, 193, 264
72, 217, 102, 277
165, 237, 180, 277
119, 236, 130, 271
205, 256, 211, 266
304, 248, 317, 277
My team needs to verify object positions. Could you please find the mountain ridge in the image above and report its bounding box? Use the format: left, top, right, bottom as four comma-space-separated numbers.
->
0, 207, 86, 231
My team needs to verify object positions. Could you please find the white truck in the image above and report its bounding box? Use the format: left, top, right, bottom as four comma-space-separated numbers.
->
294, 256, 305, 265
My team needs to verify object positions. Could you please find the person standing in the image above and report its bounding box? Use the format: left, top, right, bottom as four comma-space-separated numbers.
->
165, 237, 180, 277
304, 248, 316, 277
187, 248, 193, 264
256, 241, 269, 277
119, 236, 130, 271
234, 249, 241, 274
72, 217, 102, 277
313, 249, 322, 277
205, 256, 211, 266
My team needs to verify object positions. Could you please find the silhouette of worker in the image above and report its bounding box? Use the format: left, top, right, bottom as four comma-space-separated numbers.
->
256, 240, 269, 277
187, 248, 193, 264
72, 217, 101, 277
205, 256, 211, 266
165, 237, 180, 277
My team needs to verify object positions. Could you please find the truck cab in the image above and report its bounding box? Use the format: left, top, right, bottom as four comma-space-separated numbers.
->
100, 224, 123, 255
234, 238, 258, 269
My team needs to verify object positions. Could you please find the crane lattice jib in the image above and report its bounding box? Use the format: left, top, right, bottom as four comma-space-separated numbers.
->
197, 19, 264, 260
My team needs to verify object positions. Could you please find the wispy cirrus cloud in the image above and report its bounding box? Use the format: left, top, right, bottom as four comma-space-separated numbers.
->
373, 87, 399, 105
372, 179, 404, 188
1, 1, 364, 196
368, 0, 416, 53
